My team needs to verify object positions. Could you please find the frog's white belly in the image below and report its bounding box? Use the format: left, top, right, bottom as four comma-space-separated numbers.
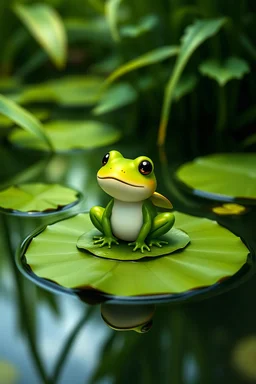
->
111, 199, 143, 242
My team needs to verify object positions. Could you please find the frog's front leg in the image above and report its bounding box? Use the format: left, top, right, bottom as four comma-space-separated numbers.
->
128, 202, 152, 253
147, 212, 175, 247
89, 199, 119, 248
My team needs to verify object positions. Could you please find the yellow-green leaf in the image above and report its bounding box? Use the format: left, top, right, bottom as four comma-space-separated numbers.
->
104, 46, 179, 86
21, 212, 248, 298
105, 0, 123, 42
14, 3, 67, 69
0, 94, 53, 150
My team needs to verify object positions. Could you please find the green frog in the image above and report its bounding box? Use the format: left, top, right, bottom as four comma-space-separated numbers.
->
90, 150, 175, 253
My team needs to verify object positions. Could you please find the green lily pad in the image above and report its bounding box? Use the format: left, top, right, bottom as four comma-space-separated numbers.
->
0, 183, 80, 215
77, 228, 190, 261
8, 120, 121, 152
21, 212, 248, 299
176, 153, 256, 202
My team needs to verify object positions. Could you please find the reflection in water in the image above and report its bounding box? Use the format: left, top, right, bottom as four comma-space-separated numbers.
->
1, 145, 256, 383
101, 303, 155, 333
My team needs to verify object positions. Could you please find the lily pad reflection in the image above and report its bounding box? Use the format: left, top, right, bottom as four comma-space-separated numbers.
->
18, 212, 249, 302
0, 183, 80, 216
176, 153, 256, 202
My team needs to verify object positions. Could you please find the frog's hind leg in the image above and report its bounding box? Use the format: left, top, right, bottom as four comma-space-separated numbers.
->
147, 212, 175, 247
89, 206, 104, 234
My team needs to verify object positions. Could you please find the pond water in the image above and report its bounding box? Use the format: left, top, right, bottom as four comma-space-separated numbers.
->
1, 143, 256, 384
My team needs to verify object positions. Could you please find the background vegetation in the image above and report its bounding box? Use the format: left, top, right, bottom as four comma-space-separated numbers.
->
0, 0, 255, 157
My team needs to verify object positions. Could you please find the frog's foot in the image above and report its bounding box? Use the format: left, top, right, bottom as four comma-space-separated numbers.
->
128, 241, 151, 253
148, 239, 169, 248
93, 235, 103, 240
93, 236, 119, 249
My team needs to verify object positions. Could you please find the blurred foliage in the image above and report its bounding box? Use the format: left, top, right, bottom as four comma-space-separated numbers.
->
0, 0, 254, 155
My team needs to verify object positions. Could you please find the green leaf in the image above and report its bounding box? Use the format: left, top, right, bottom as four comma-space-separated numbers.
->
19, 76, 103, 106
93, 83, 137, 115
23, 212, 248, 297
9, 120, 121, 152
105, 0, 123, 42
104, 46, 179, 86
176, 153, 256, 201
158, 17, 226, 145
120, 14, 159, 38
0, 183, 79, 214
14, 3, 67, 69
77, 228, 190, 260
199, 57, 250, 86
0, 94, 53, 150
173, 73, 198, 102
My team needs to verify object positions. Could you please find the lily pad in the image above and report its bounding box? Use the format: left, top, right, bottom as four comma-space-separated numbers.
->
0, 183, 80, 216
8, 120, 121, 152
19, 212, 249, 301
176, 153, 256, 202
77, 228, 190, 261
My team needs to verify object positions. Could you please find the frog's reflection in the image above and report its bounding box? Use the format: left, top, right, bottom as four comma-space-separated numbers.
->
101, 303, 155, 333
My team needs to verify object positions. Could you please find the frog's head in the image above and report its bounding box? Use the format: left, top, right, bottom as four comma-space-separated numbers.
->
97, 150, 157, 202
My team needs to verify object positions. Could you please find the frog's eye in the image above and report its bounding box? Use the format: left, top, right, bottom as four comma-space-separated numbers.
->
102, 153, 110, 165
138, 160, 153, 175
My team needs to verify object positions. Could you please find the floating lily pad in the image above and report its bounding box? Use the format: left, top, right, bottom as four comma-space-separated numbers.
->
19, 212, 249, 302
0, 183, 80, 216
77, 228, 190, 261
8, 120, 121, 152
176, 153, 256, 202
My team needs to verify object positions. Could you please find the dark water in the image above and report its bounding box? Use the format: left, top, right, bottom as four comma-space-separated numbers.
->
1, 143, 256, 384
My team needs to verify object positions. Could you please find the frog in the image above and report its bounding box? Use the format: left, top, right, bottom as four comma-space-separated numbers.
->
89, 150, 175, 253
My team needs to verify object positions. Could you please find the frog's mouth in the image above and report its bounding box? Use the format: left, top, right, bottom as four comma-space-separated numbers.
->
97, 176, 144, 188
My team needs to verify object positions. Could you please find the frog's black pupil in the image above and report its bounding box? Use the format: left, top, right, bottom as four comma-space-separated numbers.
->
139, 160, 152, 175
102, 153, 110, 165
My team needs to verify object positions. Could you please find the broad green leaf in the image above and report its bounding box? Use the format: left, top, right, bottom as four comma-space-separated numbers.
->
0, 183, 79, 214
48, 76, 102, 106
105, 0, 123, 42
0, 361, 19, 384
0, 94, 53, 150
14, 3, 67, 69
9, 120, 121, 152
19, 76, 103, 106
199, 57, 250, 86
158, 18, 226, 145
173, 73, 198, 101
104, 46, 179, 86
176, 153, 256, 201
23, 212, 248, 297
77, 228, 190, 260
120, 14, 159, 38
93, 83, 137, 115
